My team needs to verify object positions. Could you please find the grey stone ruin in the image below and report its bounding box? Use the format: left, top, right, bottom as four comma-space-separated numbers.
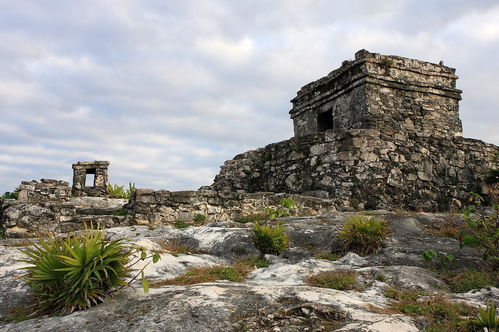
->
72, 161, 110, 197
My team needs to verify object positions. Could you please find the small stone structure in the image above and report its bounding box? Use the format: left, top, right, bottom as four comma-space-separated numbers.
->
17, 179, 71, 203
210, 50, 498, 211
72, 161, 110, 197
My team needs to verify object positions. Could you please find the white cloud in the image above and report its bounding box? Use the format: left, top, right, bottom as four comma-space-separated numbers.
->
0, 0, 498, 194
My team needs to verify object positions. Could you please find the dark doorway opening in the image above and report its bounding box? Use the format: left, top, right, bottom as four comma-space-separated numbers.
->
317, 111, 334, 132
85, 168, 96, 187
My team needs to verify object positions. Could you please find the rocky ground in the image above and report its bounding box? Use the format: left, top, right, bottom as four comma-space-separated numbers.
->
0, 211, 497, 332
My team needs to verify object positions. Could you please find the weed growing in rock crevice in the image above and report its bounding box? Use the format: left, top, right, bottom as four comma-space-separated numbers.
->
252, 222, 289, 256
150, 264, 252, 287
459, 194, 498, 266
336, 214, 389, 255
306, 270, 358, 290
385, 288, 477, 331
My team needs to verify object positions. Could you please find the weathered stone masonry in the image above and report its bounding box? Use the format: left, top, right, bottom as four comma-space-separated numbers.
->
131, 190, 337, 224
72, 161, 109, 197
210, 50, 498, 211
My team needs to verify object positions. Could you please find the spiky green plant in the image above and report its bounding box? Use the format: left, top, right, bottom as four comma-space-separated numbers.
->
107, 182, 136, 199
471, 302, 498, 330
252, 222, 289, 256
336, 214, 390, 255
21, 227, 159, 315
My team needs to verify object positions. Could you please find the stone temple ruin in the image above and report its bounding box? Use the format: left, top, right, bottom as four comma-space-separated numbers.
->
1, 50, 498, 237
210, 50, 498, 211
72, 161, 110, 197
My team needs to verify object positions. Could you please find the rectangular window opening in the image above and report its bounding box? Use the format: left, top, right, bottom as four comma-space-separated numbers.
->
317, 111, 334, 132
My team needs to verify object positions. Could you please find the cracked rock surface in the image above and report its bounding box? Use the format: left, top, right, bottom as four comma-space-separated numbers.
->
0, 211, 497, 331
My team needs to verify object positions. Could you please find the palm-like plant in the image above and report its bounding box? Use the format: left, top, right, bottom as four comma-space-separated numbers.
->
21, 227, 157, 315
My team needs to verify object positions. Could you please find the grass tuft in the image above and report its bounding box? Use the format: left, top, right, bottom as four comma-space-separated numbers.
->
336, 214, 389, 255
306, 270, 357, 290
252, 222, 289, 256
151, 264, 252, 287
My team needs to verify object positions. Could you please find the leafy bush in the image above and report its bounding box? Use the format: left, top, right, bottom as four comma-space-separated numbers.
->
438, 269, 498, 293
459, 194, 498, 265
107, 182, 136, 199
175, 220, 190, 229
386, 289, 476, 332
193, 214, 207, 224
336, 214, 390, 255
252, 222, 289, 256
485, 152, 499, 184
264, 198, 296, 219
470, 302, 499, 330
2, 187, 20, 199
421, 249, 455, 266
21, 227, 159, 315
306, 270, 357, 290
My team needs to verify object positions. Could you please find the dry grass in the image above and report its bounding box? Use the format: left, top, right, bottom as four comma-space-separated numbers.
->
150, 264, 253, 287
428, 219, 462, 239
154, 240, 206, 256
385, 288, 477, 332
306, 270, 358, 290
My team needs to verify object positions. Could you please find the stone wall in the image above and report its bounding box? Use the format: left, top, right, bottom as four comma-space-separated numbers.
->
290, 50, 462, 138
131, 189, 337, 224
17, 179, 71, 203
0, 197, 130, 237
210, 130, 498, 211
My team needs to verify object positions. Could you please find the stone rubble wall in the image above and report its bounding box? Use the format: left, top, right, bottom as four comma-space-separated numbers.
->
210, 130, 498, 212
17, 179, 72, 203
0, 197, 130, 238
131, 189, 337, 224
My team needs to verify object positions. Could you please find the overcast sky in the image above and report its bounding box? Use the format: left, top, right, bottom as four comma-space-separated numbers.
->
1, 0, 498, 193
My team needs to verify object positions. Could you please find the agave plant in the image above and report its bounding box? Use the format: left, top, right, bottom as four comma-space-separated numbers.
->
21, 227, 159, 315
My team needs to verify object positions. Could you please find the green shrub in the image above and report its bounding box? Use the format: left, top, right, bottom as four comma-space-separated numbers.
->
485, 152, 499, 184
381, 57, 394, 67
264, 198, 296, 219
2, 187, 20, 199
193, 214, 207, 224
175, 220, 190, 229
21, 227, 159, 315
459, 194, 498, 265
252, 222, 289, 256
336, 214, 390, 255
107, 182, 136, 199
421, 250, 456, 266
438, 270, 498, 293
470, 302, 499, 330
386, 290, 476, 332
306, 270, 357, 290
